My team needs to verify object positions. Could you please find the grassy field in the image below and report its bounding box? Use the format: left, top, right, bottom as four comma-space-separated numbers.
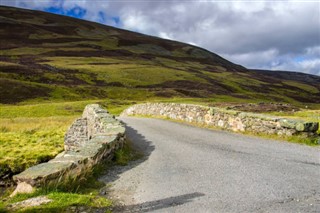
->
0, 117, 72, 175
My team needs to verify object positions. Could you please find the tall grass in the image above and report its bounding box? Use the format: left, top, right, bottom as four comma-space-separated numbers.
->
0, 116, 75, 175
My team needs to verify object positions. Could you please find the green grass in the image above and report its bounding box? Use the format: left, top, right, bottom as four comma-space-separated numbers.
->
283, 80, 319, 93
0, 191, 112, 213
268, 109, 320, 122
113, 139, 143, 166
0, 48, 50, 56
0, 101, 88, 118
0, 47, 97, 56
0, 99, 134, 118
42, 56, 206, 86
0, 116, 73, 176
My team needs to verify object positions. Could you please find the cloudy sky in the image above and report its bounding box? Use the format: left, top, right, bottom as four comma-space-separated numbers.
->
2, 0, 320, 75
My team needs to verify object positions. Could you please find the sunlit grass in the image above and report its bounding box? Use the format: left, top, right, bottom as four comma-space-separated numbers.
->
0, 101, 91, 118
42, 56, 206, 86
1, 184, 112, 213
0, 116, 75, 175
11, 192, 112, 212
269, 109, 320, 122
283, 80, 319, 94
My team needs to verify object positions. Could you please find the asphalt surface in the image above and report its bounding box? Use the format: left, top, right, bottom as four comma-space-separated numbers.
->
101, 117, 320, 213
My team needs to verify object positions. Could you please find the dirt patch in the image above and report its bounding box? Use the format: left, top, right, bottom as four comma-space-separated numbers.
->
105, 82, 125, 87
154, 90, 177, 98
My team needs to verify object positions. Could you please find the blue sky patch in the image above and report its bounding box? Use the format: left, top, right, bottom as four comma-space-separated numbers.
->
44, 6, 86, 19
112, 16, 120, 25
293, 56, 307, 63
98, 11, 105, 23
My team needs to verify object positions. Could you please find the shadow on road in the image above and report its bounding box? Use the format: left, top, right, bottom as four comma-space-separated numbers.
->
99, 119, 155, 188
114, 192, 205, 213
124, 122, 155, 157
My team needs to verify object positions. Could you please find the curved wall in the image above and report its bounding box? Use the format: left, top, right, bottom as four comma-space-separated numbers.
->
122, 103, 319, 136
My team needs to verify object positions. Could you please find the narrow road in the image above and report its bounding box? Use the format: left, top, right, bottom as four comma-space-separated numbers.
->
101, 117, 320, 213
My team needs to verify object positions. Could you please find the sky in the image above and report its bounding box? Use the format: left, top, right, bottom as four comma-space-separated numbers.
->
1, 0, 320, 75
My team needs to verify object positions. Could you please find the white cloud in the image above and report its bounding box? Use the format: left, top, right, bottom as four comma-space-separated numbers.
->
271, 58, 320, 76
159, 32, 173, 40
222, 49, 280, 68
269, 45, 320, 75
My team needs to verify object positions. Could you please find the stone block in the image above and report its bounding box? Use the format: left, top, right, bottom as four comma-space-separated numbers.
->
295, 122, 319, 132
90, 135, 117, 144
13, 162, 74, 186
50, 154, 88, 164
279, 119, 299, 129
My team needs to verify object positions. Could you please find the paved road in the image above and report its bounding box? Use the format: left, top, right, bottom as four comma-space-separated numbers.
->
101, 117, 320, 213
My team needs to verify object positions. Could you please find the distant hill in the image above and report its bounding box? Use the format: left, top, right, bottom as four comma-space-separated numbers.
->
0, 6, 319, 105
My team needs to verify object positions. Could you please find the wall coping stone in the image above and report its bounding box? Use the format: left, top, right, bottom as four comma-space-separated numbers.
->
11, 104, 126, 196
122, 102, 319, 134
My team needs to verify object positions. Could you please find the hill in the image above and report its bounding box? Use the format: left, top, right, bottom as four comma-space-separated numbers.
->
0, 6, 319, 106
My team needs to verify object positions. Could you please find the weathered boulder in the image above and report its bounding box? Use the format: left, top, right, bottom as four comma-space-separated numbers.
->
280, 119, 319, 132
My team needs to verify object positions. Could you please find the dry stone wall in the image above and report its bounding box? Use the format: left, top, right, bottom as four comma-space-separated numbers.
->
122, 103, 319, 137
12, 104, 125, 195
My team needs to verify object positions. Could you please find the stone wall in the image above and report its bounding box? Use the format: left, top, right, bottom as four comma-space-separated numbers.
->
122, 103, 319, 137
12, 104, 125, 195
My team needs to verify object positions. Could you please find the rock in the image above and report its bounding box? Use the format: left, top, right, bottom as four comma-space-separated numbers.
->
295, 122, 306, 131
8, 196, 52, 210
13, 161, 74, 186
295, 122, 319, 132
10, 182, 34, 197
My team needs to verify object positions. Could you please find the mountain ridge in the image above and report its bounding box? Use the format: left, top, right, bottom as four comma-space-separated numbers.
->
0, 6, 319, 105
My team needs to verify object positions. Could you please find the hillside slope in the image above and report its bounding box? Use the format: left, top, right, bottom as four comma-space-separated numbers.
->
0, 6, 319, 105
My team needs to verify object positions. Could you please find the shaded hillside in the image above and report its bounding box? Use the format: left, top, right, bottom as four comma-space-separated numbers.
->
0, 6, 319, 105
